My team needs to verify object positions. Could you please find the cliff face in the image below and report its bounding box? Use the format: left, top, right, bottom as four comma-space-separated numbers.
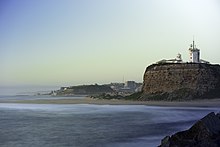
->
141, 63, 220, 100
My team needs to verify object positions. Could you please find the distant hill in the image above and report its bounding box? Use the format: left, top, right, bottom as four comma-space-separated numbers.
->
139, 63, 220, 101
54, 84, 114, 96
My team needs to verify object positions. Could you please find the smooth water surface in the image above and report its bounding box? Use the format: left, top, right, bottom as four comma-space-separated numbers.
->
0, 103, 219, 147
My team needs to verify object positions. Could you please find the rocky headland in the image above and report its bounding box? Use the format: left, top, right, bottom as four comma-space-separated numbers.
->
51, 62, 220, 101
140, 63, 220, 101
159, 112, 220, 147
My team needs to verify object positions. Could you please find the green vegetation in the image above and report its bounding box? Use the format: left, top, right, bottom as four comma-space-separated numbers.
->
91, 93, 124, 100
123, 92, 143, 100
140, 93, 169, 101
90, 92, 143, 100
140, 88, 197, 101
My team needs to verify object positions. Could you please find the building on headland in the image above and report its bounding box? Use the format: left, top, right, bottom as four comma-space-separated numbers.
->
109, 81, 142, 95
156, 53, 183, 64
124, 81, 136, 90
188, 40, 210, 64
156, 39, 209, 64
189, 40, 200, 63
110, 83, 124, 91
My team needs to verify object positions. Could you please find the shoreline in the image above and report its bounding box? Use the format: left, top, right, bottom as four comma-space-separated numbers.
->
1, 97, 220, 107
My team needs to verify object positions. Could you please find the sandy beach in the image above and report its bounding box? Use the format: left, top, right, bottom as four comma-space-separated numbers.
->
1, 97, 220, 107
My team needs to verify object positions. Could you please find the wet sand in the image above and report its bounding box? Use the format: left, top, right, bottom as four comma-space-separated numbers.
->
1, 97, 220, 107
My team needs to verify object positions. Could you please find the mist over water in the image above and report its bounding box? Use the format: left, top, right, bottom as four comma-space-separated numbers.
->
0, 86, 59, 96
0, 103, 219, 147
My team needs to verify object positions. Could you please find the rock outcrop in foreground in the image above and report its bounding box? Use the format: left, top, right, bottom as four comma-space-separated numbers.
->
140, 63, 220, 101
159, 112, 220, 147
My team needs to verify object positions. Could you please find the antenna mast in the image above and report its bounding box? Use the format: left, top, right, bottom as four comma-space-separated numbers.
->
193, 36, 195, 49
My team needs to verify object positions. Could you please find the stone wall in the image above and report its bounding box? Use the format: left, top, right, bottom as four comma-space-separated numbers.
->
141, 63, 220, 100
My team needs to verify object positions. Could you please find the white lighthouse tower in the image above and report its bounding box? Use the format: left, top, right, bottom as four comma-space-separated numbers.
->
189, 40, 200, 63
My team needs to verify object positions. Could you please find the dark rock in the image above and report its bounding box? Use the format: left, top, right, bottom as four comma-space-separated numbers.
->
159, 112, 220, 147
161, 136, 170, 147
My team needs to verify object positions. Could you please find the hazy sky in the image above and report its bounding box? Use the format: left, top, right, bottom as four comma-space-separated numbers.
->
1, 0, 220, 86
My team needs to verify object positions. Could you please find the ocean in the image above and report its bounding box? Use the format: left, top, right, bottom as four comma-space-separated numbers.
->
0, 88, 219, 147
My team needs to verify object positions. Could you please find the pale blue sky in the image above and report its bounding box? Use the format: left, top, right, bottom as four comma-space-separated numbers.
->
1, 0, 220, 86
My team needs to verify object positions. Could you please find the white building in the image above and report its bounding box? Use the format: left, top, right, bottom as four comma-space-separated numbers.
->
189, 40, 200, 63
155, 39, 209, 64
156, 53, 183, 64
124, 81, 136, 90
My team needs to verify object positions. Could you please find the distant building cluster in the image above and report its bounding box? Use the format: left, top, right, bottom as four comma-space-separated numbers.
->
109, 81, 142, 95
156, 40, 209, 64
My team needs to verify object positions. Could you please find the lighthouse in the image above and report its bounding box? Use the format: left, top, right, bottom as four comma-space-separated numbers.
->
189, 40, 200, 63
